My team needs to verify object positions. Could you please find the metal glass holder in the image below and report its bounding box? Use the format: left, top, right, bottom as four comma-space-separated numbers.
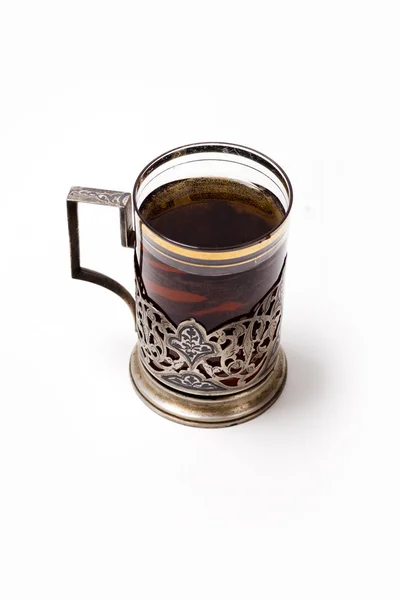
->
67, 143, 292, 428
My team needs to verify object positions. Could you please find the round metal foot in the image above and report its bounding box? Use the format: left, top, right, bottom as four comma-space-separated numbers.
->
129, 346, 287, 428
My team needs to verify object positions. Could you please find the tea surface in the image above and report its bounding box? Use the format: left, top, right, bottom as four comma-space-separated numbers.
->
139, 177, 285, 248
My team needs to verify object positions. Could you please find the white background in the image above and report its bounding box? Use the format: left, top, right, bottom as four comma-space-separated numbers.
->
1, 1, 399, 598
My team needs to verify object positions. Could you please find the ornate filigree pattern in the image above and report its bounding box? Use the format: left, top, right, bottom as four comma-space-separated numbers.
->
168, 323, 217, 366
135, 264, 285, 396
162, 373, 224, 392
68, 186, 131, 207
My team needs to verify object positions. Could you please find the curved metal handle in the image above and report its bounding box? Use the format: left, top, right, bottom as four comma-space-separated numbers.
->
67, 186, 136, 318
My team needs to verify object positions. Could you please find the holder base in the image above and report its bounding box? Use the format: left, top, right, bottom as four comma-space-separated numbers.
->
129, 346, 287, 428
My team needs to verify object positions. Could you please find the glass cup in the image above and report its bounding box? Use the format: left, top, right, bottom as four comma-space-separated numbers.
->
67, 142, 293, 427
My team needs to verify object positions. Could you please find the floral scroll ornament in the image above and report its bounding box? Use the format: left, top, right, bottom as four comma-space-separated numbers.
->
135, 262, 285, 396
168, 323, 217, 366
162, 373, 225, 392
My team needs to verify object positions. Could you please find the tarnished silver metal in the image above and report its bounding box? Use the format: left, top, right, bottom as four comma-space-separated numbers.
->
135, 263, 285, 396
130, 344, 287, 427
67, 186, 136, 317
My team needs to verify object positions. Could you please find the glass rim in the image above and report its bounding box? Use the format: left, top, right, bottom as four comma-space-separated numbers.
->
133, 141, 293, 255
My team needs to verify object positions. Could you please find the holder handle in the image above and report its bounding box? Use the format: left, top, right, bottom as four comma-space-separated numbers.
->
67, 186, 136, 318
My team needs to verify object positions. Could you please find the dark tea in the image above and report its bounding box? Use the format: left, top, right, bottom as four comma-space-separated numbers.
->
138, 177, 286, 330
140, 177, 285, 248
